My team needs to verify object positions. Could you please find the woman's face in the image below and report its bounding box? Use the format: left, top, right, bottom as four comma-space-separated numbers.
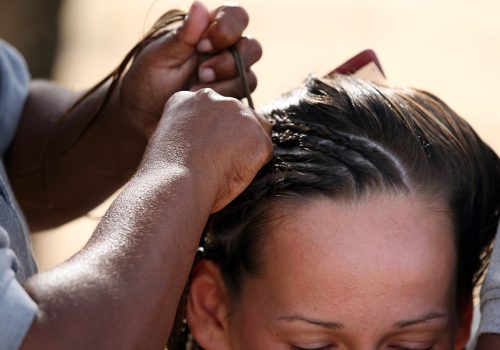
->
188, 192, 472, 350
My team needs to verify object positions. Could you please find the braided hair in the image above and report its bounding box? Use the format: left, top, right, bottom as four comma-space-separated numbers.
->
168, 75, 500, 349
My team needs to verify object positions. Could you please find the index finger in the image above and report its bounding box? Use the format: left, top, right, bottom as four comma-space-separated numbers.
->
197, 5, 249, 52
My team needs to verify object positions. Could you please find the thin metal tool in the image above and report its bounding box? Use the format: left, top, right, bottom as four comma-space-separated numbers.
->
230, 46, 254, 109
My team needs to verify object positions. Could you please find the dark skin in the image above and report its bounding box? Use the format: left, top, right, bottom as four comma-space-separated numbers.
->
21, 88, 273, 349
3, 2, 270, 348
4, 1, 499, 347
6, 1, 261, 231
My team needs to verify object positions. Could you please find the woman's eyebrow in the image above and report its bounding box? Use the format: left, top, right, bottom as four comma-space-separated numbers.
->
277, 311, 447, 330
393, 312, 447, 328
277, 314, 345, 330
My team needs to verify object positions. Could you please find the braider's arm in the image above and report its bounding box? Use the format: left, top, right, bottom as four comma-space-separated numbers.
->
6, 80, 147, 231
6, 3, 260, 231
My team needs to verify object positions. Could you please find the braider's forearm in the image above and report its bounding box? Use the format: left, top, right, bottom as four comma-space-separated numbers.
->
17, 85, 273, 350
21, 166, 211, 349
6, 80, 147, 231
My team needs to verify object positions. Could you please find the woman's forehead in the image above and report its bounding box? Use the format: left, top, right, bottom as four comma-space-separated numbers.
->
256, 192, 457, 310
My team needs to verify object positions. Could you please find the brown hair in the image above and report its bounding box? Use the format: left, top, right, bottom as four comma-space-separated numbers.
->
54, 9, 498, 347
170, 75, 499, 349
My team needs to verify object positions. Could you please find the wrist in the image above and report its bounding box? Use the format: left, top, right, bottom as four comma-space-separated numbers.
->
100, 84, 151, 171
132, 160, 218, 214
114, 78, 162, 140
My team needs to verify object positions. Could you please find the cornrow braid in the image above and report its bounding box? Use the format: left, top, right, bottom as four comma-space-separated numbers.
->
169, 75, 499, 348
208, 73, 498, 307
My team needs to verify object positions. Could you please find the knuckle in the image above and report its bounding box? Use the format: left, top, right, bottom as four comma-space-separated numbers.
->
227, 5, 249, 28
217, 5, 249, 28
174, 90, 193, 98
197, 88, 239, 108
256, 130, 274, 162
246, 71, 258, 92
225, 99, 244, 114
197, 87, 214, 95
209, 7, 249, 48
165, 90, 192, 106
195, 87, 216, 100
251, 39, 263, 62
265, 137, 274, 155
240, 38, 263, 64
207, 51, 235, 79
213, 22, 237, 46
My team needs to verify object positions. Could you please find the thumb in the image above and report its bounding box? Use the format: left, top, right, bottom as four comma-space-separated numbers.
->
145, 1, 210, 63
181, 1, 210, 46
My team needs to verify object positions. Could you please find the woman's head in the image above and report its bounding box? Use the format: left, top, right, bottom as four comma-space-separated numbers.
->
174, 76, 500, 349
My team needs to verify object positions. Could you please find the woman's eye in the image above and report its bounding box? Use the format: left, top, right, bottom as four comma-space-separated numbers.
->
291, 346, 332, 350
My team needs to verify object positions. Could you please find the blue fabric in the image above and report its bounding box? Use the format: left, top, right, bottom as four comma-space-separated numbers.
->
0, 162, 37, 280
0, 39, 30, 155
0, 40, 38, 350
479, 225, 500, 335
0, 227, 37, 350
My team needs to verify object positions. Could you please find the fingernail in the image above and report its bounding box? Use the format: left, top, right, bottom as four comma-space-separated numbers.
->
185, 1, 200, 22
189, 1, 201, 14
198, 67, 216, 83
197, 38, 213, 52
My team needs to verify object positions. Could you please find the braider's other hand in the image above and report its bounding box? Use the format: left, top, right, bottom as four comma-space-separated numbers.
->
118, 1, 262, 138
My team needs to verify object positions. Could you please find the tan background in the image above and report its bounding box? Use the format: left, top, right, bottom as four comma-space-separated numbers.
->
31, 0, 500, 271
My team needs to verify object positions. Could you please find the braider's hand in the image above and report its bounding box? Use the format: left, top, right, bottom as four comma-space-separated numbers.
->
118, 1, 262, 137
139, 89, 272, 213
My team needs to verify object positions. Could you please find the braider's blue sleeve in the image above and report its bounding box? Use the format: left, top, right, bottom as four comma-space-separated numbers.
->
0, 227, 37, 350
0, 39, 30, 156
0, 39, 38, 350
479, 224, 500, 335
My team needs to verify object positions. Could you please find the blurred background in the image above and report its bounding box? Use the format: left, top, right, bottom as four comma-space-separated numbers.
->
1, 0, 499, 271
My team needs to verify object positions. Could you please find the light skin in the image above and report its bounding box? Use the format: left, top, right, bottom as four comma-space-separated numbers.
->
4, 0, 499, 347
188, 192, 475, 350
